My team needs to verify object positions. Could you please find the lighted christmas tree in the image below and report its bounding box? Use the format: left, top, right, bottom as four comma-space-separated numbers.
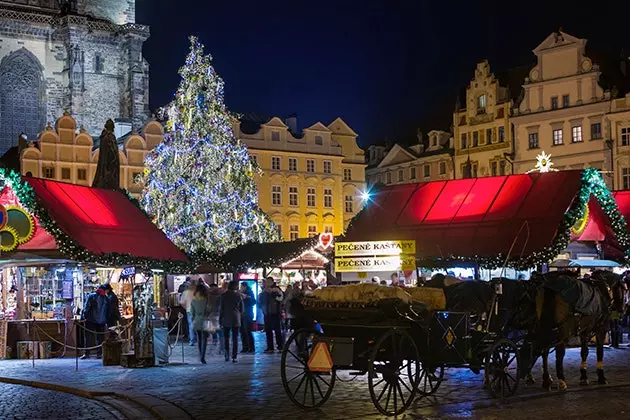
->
142, 37, 279, 253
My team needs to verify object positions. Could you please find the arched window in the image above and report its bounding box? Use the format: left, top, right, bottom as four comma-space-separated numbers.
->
0, 48, 46, 156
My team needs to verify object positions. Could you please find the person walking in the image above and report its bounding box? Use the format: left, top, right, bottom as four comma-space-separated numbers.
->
180, 278, 197, 346
80, 284, 109, 359
207, 283, 222, 353
219, 281, 243, 363
190, 282, 210, 364
259, 277, 284, 353
239, 282, 256, 353
284, 282, 302, 332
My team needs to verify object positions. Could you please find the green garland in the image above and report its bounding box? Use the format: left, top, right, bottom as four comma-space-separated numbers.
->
0, 169, 189, 272
345, 169, 630, 270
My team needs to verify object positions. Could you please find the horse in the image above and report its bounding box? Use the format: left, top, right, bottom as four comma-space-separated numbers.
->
528, 269, 625, 391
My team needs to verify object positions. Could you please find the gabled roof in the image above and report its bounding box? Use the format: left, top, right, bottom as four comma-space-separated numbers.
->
304, 122, 331, 132
533, 31, 584, 54
262, 117, 288, 129
328, 118, 358, 137
345, 170, 629, 268
377, 144, 417, 168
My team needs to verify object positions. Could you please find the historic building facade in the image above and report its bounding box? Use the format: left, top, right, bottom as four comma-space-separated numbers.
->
365, 130, 454, 186
0, 0, 150, 155
234, 117, 366, 240
512, 31, 616, 182
609, 94, 630, 189
453, 61, 524, 179
20, 113, 162, 197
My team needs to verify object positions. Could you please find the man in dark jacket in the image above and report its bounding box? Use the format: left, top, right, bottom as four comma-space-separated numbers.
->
259, 277, 284, 353
103, 283, 121, 327
219, 281, 243, 362
239, 282, 256, 353
81, 285, 109, 359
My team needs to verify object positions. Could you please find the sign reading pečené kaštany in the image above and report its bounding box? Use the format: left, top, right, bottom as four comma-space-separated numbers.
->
334, 255, 416, 272
335, 240, 416, 257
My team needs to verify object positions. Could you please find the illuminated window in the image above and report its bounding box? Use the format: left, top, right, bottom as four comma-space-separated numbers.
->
591, 123, 602, 140
562, 95, 570, 108
272, 185, 281, 206
324, 188, 333, 208
622, 127, 630, 146
271, 156, 281, 170
307, 187, 316, 207
477, 94, 486, 112
132, 172, 142, 184
397, 169, 404, 182
271, 131, 280, 141
498, 126, 505, 142
315, 135, 323, 145
77, 168, 87, 181
409, 166, 416, 179
343, 168, 352, 181
439, 161, 446, 175
551, 97, 558, 110
288, 157, 297, 171
323, 160, 332, 174
553, 129, 563, 145
344, 195, 353, 213
623, 168, 630, 190
43, 167, 55, 179
307, 225, 317, 238
528, 132, 539, 149
290, 224, 299, 241
306, 159, 315, 172
61, 168, 71, 180
572, 126, 583, 143
289, 186, 298, 206
324, 226, 333, 234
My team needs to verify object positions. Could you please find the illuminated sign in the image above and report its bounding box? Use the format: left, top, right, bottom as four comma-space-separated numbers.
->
334, 255, 416, 272
318, 232, 333, 250
335, 240, 416, 257
121, 266, 136, 277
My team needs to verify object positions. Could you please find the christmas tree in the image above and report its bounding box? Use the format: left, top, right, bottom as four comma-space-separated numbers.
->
142, 37, 279, 253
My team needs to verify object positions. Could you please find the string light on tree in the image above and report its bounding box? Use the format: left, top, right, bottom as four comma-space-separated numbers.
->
142, 37, 280, 253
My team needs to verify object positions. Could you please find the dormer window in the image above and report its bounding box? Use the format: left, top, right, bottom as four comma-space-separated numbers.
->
271, 131, 280, 141
477, 94, 486, 112
315, 135, 323, 145
431, 136, 437, 147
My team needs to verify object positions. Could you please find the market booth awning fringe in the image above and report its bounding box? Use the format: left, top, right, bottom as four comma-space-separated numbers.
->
345, 169, 629, 269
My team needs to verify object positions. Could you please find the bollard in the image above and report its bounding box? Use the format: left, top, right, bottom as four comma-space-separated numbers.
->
75, 320, 79, 372
31, 320, 35, 368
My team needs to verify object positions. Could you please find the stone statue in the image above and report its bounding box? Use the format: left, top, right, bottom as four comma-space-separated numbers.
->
92, 119, 120, 189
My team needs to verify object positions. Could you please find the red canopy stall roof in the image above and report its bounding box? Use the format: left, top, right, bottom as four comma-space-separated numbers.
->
346, 170, 626, 267
1, 176, 187, 263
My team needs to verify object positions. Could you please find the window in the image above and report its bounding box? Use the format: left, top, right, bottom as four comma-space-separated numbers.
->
94, 53, 104, 73
323, 160, 332, 174
271, 156, 281, 170
386, 172, 392, 184
277, 225, 282, 239
250, 154, 258, 164
290, 225, 299, 241
314, 135, 323, 145
622, 127, 630, 146
571, 126, 583, 143
472, 163, 478, 178
528, 132, 539, 149
272, 185, 281, 206
591, 123, 602, 140
308, 225, 318, 238
498, 126, 505, 142
623, 168, 630, 190
553, 129, 563, 145
499, 160, 506, 176
423, 164, 430, 178
551, 97, 559, 110
491, 161, 498, 177
306, 159, 315, 172
473, 131, 479, 147
61, 168, 70, 180
486, 128, 493, 143
307, 187, 316, 207
345, 195, 353, 213
289, 186, 298, 206
324, 226, 333, 234
397, 169, 404, 182
271, 131, 280, 141
343, 168, 352, 181
477, 94, 486, 112
439, 161, 446, 175
431, 136, 437, 146
43, 167, 54, 179
324, 188, 332, 208
461, 133, 467, 149
77, 168, 87, 181
410, 166, 416, 180
132, 172, 142, 183
288, 157, 297, 171
562, 95, 570, 108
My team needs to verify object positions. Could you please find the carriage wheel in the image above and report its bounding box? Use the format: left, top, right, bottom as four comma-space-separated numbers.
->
281, 328, 336, 410
418, 363, 444, 396
485, 338, 520, 398
368, 328, 420, 416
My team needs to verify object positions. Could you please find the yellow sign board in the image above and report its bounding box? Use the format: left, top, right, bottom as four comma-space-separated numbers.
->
335, 240, 416, 257
335, 255, 416, 273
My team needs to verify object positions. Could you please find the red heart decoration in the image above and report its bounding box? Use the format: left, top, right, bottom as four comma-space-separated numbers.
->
318, 232, 333, 249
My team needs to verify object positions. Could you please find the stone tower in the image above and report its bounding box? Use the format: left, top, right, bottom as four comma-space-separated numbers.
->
0, 0, 150, 155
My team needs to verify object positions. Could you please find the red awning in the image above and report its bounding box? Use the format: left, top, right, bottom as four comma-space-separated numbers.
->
347, 171, 587, 261
613, 190, 630, 222
21, 178, 187, 262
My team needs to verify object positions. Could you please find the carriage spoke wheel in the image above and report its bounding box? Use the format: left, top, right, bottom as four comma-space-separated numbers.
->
281, 328, 335, 410
485, 338, 520, 398
418, 363, 444, 396
368, 328, 420, 416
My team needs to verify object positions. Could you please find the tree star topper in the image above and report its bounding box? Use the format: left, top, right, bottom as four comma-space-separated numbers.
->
528, 151, 558, 173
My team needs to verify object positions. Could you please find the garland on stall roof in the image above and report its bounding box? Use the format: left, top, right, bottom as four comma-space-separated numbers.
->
0, 169, 189, 272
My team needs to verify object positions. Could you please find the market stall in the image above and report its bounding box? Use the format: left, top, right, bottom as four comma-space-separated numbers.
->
344, 169, 630, 280
0, 170, 187, 362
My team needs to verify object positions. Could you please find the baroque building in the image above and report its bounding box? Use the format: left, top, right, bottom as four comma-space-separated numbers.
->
235, 116, 366, 240
365, 130, 454, 186
0, 0, 150, 155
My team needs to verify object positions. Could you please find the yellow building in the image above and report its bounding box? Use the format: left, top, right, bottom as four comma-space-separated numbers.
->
20, 113, 164, 197
609, 93, 630, 189
453, 60, 526, 178
234, 116, 366, 240
365, 130, 454, 186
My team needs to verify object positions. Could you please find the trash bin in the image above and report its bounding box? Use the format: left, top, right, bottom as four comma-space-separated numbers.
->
102, 339, 123, 366
153, 327, 168, 365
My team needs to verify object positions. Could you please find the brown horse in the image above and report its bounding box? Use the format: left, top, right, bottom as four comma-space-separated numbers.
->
530, 270, 625, 391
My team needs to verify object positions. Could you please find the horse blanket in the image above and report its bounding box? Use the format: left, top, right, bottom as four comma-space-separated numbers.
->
544, 276, 606, 316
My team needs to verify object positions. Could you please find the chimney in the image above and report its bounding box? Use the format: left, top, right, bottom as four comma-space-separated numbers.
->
285, 114, 297, 134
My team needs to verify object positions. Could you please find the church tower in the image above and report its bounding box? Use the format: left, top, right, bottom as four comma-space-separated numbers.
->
0, 0, 150, 155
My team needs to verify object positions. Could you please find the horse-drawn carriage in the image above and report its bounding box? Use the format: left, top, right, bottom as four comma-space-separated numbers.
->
280, 283, 521, 416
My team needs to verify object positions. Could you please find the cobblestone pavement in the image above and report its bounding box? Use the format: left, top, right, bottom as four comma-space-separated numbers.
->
0, 332, 629, 419
0, 383, 120, 420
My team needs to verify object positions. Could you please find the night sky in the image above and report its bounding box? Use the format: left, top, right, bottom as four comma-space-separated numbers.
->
137, 0, 630, 147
